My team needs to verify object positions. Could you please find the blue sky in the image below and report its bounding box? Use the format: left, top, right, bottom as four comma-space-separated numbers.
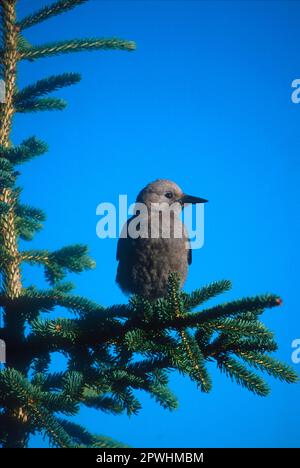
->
12, 0, 300, 447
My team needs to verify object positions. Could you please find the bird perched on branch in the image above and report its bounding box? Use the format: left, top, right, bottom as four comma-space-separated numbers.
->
116, 179, 207, 300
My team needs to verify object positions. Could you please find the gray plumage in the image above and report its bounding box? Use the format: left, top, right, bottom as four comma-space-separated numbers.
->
116, 179, 207, 300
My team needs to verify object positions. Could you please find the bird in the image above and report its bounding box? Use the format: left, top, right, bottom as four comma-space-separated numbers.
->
116, 179, 208, 300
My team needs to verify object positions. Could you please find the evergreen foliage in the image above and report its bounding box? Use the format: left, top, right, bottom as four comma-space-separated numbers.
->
0, 0, 297, 448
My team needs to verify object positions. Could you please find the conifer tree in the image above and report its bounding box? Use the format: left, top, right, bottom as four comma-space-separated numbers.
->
0, 0, 297, 448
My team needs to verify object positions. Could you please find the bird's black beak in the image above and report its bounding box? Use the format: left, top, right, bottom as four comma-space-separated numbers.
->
180, 194, 208, 205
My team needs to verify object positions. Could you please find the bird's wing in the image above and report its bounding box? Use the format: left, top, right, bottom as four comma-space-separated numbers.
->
116, 236, 123, 261
116, 218, 133, 262
188, 245, 192, 265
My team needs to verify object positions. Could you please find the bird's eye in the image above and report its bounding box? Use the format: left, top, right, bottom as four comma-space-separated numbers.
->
165, 192, 173, 199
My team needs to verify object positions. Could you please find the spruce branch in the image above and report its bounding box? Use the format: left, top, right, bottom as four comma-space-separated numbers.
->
183, 279, 232, 310
167, 273, 212, 393
15, 97, 67, 113
0, 159, 16, 189
17, 0, 89, 31
18, 38, 136, 61
57, 418, 128, 448
88, 434, 130, 449
0, 137, 48, 165
0, 368, 74, 447
14, 73, 81, 104
148, 383, 178, 411
216, 355, 270, 396
21, 244, 96, 285
82, 392, 124, 414
55, 419, 95, 446
234, 351, 298, 383
155, 294, 282, 331
0, 289, 126, 319
0, 200, 10, 215
200, 317, 274, 339
0, 0, 296, 449
203, 334, 278, 357
15, 213, 44, 241
15, 204, 46, 223
16, 34, 32, 51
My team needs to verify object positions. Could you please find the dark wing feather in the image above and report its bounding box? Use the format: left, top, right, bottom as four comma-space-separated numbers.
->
188, 247, 192, 265
186, 236, 192, 265
117, 218, 133, 262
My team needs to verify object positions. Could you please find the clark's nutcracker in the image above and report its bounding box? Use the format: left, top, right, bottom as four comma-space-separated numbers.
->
116, 179, 208, 300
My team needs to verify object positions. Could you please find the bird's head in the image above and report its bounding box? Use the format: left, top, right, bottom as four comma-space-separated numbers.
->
136, 179, 208, 210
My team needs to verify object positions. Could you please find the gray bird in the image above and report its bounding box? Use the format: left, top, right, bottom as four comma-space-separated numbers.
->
116, 179, 207, 300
